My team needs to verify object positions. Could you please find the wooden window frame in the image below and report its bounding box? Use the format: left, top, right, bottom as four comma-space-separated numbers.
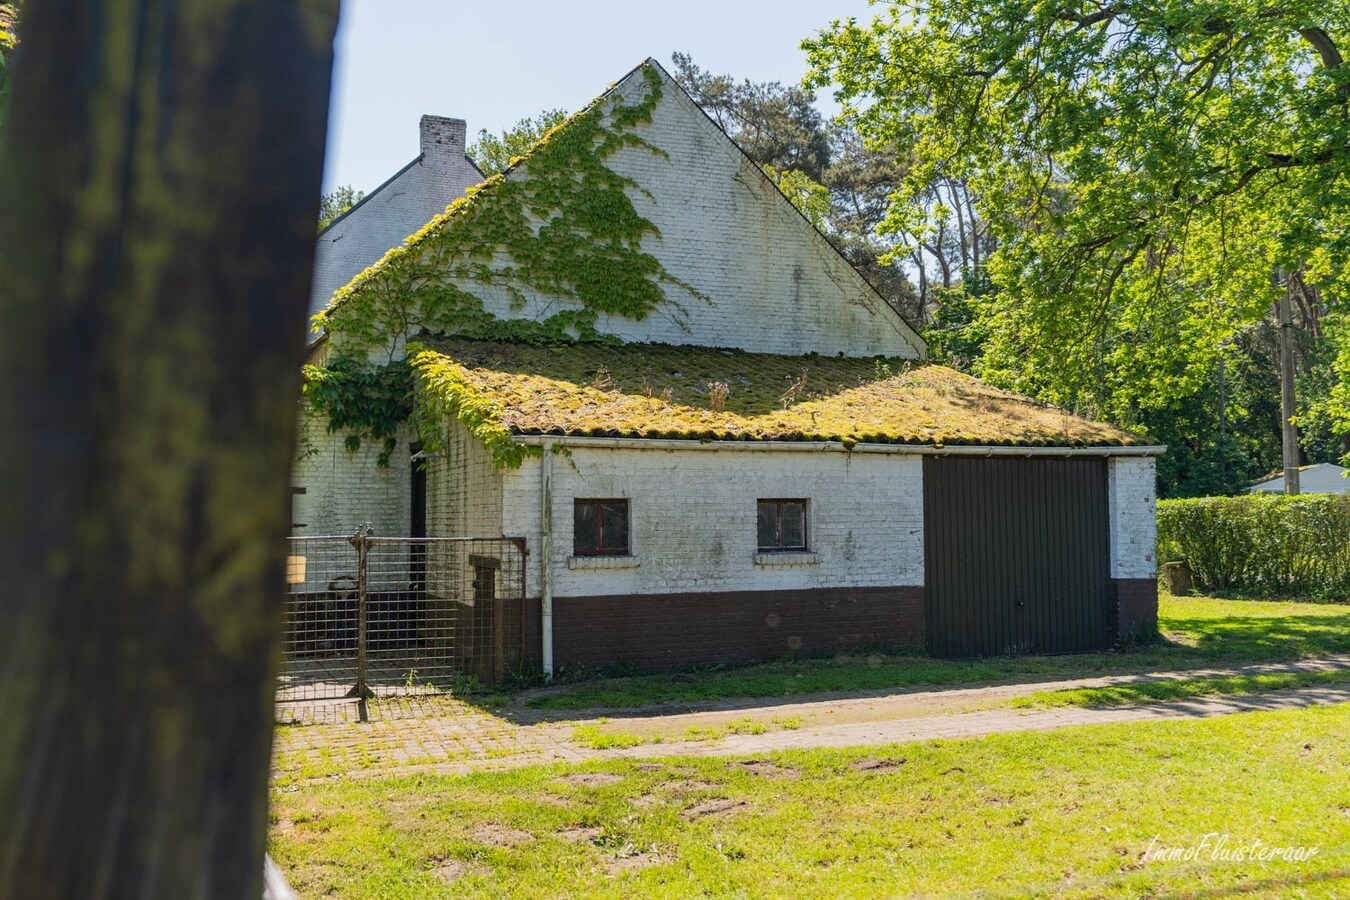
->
573, 498, 631, 557
757, 498, 809, 552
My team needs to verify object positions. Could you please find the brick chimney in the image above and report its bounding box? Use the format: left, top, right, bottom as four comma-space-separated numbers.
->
420, 115, 467, 163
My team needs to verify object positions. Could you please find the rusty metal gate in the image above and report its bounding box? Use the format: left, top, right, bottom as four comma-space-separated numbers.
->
923, 457, 1112, 657
278, 529, 527, 708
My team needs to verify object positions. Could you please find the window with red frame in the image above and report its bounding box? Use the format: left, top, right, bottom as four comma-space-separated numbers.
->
573, 499, 630, 556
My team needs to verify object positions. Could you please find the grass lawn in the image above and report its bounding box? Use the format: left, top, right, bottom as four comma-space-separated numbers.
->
498, 593, 1350, 712
270, 702, 1350, 898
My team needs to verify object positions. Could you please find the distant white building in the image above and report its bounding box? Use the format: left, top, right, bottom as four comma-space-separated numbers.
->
1248, 462, 1350, 494
307, 115, 484, 322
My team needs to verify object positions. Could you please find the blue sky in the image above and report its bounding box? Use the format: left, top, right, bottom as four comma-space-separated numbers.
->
322, 0, 878, 192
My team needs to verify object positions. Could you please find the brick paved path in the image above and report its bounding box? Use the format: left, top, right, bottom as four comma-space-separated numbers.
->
273, 656, 1350, 782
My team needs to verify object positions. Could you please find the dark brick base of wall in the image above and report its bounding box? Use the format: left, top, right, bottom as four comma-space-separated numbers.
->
523, 586, 925, 673
1113, 578, 1159, 644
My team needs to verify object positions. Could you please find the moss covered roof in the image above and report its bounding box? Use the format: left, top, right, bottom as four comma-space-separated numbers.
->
409, 339, 1149, 449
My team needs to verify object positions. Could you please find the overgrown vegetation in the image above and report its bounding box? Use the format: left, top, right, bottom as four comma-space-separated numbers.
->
466, 109, 568, 176
300, 35, 1350, 494
269, 703, 1350, 897
1158, 494, 1350, 599
405, 337, 1142, 467
306, 63, 704, 459
300, 357, 414, 467
314, 64, 698, 351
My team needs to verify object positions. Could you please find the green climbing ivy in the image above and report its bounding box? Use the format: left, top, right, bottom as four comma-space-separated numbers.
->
313, 64, 700, 352
305, 63, 702, 464
301, 356, 414, 468
407, 344, 544, 469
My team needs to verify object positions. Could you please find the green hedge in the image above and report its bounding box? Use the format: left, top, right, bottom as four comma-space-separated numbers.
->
1156, 494, 1350, 600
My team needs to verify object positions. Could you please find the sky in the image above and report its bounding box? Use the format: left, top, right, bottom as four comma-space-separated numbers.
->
322, 0, 879, 193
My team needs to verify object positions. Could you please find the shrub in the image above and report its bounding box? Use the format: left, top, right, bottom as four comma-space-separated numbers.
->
1157, 494, 1350, 600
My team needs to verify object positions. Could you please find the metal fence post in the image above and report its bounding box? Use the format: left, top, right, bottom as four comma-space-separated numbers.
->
346, 524, 375, 714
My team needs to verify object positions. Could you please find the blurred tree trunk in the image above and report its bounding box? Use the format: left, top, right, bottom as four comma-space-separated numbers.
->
0, 1, 339, 897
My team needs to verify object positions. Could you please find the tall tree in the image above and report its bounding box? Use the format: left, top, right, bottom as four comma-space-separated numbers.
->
672, 51, 830, 179
319, 183, 366, 230
467, 108, 568, 176
805, 2, 1350, 438
0, 1, 339, 896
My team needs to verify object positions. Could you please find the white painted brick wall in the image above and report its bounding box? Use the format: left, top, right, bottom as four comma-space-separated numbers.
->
291, 408, 411, 538
501, 446, 925, 598
308, 116, 484, 321
1108, 457, 1157, 579
422, 66, 923, 358
425, 418, 504, 539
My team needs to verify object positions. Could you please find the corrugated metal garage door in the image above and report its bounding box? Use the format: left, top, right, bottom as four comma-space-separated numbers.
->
923, 457, 1111, 657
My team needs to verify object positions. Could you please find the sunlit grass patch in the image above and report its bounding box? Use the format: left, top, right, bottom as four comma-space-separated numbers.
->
570, 721, 651, 750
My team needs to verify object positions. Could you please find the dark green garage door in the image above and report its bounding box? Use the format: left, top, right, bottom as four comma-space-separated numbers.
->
923, 457, 1111, 657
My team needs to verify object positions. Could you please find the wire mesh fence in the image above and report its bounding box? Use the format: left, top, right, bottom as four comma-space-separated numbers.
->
278, 529, 528, 719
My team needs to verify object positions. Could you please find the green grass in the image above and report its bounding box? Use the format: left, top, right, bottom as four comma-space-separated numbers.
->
504, 594, 1350, 712
270, 702, 1350, 898
1012, 667, 1350, 709
571, 721, 650, 750
682, 716, 767, 742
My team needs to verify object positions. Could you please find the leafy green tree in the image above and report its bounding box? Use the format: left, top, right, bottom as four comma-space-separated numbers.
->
1295, 312, 1350, 461
761, 162, 831, 228
805, 0, 1350, 475
467, 108, 568, 176
319, 183, 365, 230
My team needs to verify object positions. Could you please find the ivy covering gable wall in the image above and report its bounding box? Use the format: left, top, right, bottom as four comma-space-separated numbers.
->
304, 61, 708, 465
313, 62, 703, 358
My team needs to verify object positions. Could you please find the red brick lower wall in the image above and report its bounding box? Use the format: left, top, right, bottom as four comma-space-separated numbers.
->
523, 586, 925, 673
1112, 578, 1159, 643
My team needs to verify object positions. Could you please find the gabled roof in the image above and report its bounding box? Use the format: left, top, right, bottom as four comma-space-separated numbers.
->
316, 58, 925, 356
410, 338, 1148, 459
317, 153, 488, 239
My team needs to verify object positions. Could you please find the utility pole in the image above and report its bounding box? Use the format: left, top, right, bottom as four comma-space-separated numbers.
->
1278, 277, 1301, 495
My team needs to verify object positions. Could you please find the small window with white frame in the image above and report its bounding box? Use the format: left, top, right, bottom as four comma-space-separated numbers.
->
757, 499, 808, 552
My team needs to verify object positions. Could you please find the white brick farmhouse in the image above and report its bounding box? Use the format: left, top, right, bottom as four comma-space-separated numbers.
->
296, 59, 1163, 675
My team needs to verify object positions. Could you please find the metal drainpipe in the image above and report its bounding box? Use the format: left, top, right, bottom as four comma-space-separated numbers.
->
540, 441, 555, 680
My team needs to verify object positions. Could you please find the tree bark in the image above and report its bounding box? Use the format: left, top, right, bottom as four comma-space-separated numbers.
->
0, 2, 339, 897
947, 177, 970, 271
1278, 286, 1301, 495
